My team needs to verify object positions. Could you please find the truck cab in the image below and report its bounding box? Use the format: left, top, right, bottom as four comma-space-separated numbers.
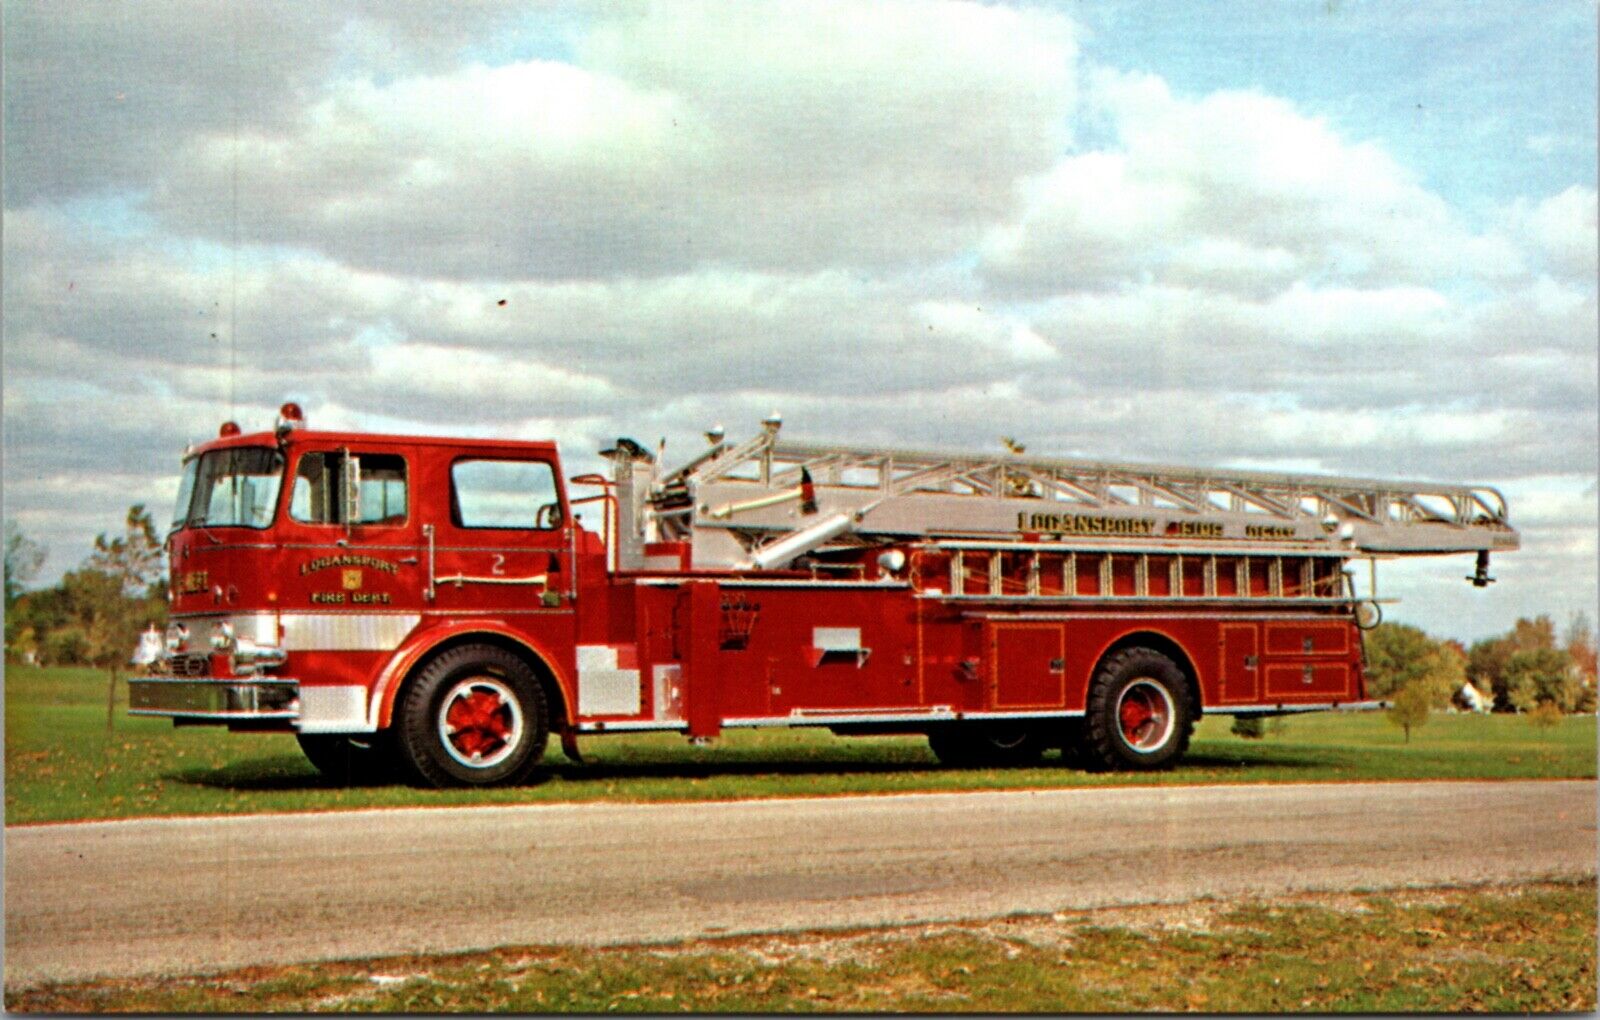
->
137, 405, 597, 785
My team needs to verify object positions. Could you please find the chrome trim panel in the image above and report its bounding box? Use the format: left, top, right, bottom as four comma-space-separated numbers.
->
298, 685, 373, 733
1213, 700, 1385, 714
575, 719, 689, 733
128, 677, 298, 721
577, 645, 642, 716
279, 613, 420, 651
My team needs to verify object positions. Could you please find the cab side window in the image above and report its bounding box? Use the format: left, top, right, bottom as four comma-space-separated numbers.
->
290, 452, 408, 525
451, 459, 562, 529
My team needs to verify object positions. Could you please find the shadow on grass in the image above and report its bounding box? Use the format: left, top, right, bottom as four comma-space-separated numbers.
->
163, 755, 399, 791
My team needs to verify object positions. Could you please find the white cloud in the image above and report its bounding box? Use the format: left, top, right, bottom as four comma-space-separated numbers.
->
982, 71, 1525, 294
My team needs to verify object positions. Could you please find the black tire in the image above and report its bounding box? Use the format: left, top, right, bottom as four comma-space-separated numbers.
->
396, 643, 549, 787
927, 723, 1046, 767
1083, 647, 1195, 772
296, 731, 402, 785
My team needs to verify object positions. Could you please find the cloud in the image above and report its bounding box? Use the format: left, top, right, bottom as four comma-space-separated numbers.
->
135, 0, 1078, 278
982, 71, 1525, 295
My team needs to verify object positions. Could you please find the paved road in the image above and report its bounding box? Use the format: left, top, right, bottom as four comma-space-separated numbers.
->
6, 780, 1595, 986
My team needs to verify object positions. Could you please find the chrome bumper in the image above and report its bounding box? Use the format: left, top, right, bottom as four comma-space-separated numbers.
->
128, 676, 300, 722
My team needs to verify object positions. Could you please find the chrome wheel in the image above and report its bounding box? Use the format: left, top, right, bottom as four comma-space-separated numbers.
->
1117, 679, 1176, 753
437, 676, 523, 769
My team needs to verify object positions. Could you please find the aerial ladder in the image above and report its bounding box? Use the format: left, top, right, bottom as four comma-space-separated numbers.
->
602, 418, 1518, 602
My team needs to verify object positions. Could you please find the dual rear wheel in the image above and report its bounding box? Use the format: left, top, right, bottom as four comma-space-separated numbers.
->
926, 647, 1194, 772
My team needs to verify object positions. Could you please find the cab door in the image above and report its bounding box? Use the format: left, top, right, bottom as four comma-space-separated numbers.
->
430, 455, 575, 618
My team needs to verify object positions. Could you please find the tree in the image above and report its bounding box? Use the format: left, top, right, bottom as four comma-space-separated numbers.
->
1503, 647, 1576, 713
1565, 612, 1597, 714
1363, 623, 1436, 699
1387, 682, 1431, 743
1364, 622, 1464, 706
1231, 715, 1266, 739
1529, 700, 1564, 731
4, 521, 46, 609
1469, 616, 1562, 711
86, 505, 164, 598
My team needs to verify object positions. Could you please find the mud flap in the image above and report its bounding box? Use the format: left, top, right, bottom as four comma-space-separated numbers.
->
560, 729, 584, 764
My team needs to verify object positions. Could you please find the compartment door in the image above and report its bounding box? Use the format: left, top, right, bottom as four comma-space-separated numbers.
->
1219, 623, 1260, 703
989, 623, 1066, 710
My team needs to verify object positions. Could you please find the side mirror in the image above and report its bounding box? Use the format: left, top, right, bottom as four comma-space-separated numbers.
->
340, 451, 362, 526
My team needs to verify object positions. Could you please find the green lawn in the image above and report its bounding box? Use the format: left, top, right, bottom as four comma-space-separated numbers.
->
5, 664, 1595, 825
9, 880, 1594, 1012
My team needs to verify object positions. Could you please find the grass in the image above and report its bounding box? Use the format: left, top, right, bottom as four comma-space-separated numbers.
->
5, 664, 1595, 825
8, 879, 1595, 1012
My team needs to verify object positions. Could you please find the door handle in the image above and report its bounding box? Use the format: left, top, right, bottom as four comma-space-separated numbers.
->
1244, 655, 1258, 669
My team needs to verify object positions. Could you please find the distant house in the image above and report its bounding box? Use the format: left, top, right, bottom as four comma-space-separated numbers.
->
1451, 682, 1492, 713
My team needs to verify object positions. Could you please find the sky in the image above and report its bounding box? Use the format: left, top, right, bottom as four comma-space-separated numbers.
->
3, 0, 1596, 643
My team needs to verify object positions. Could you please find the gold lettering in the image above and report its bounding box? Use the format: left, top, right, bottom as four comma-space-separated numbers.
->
310, 591, 346, 604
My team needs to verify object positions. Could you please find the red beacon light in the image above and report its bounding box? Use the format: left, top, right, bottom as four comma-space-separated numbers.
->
276, 402, 306, 434
218, 421, 241, 437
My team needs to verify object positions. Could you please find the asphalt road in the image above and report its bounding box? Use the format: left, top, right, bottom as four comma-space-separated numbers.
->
6, 780, 1595, 986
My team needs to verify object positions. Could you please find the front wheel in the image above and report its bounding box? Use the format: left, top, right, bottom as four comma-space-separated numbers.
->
1083, 648, 1194, 771
396, 644, 549, 787
296, 732, 401, 785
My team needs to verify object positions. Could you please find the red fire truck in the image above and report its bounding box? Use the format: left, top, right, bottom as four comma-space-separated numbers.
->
130, 405, 1519, 786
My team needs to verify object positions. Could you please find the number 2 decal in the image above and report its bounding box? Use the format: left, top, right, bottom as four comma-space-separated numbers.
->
491, 553, 506, 576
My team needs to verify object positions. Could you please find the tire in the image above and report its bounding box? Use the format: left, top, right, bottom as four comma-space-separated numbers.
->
396, 643, 549, 787
927, 723, 1046, 767
1083, 647, 1194, 771
296, 731, 402, 785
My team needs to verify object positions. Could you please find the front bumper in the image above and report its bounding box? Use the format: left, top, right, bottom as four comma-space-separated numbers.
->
128, 676, 300, 722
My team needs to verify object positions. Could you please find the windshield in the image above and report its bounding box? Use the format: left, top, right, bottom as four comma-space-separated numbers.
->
181, 447, 285, 529
171, 458, 199, 531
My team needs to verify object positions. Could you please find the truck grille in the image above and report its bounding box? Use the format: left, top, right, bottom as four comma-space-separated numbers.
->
162, 653, 212, 678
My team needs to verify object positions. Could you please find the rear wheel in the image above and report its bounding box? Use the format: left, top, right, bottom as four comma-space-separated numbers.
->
1083, 648, 1194, 771
396, 644, 548, 787
927, 723, 1046, 767
296, 732, 401, 785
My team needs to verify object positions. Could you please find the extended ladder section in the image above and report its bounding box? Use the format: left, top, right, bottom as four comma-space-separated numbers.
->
605, 422, 1519, 573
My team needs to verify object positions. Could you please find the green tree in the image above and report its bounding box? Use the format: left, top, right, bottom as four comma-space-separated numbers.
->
1469, 616, 1561, 711
86, 505, 164, 597
1386, 682, 1431, 743
1529, 700, 1564, 730
1230, 715, 1266, 739
4, 521, 46, 609
1364, 622, 1464, 706
1503, 647, 1575, 713
1363, 623, 1436, 699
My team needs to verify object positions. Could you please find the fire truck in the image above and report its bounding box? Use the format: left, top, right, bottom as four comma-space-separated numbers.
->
130, 405, 1520, 786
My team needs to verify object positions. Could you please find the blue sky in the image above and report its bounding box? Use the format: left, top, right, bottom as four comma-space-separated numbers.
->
1073, 0, 1597, 217
3, 0, 1595, 642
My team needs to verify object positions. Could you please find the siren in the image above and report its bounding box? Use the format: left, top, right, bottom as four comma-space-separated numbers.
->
275, 402, 306, 437
218, 421, 241, 437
